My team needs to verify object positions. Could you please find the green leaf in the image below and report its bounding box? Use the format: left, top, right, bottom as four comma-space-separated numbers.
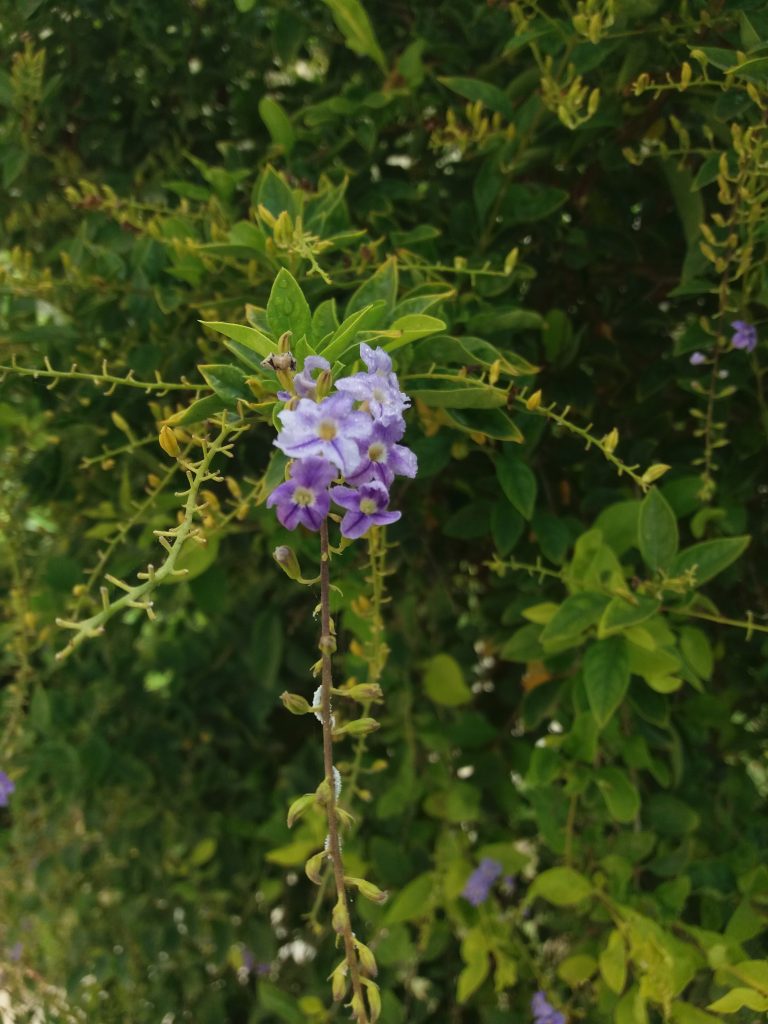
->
725, 57, 768, 82
321, 302, 387, 362
346, 257, 398, 319
599, 929, 627, 994
595, 500, 641, 555
321, 0, 387, 72
384, 872, 436, 924
255, 165, 299, 219
438, 76, 514, 119
385, 314, 446, 352
596, 766, 640, 824
447, 407, 525, 443
670, 1003, 720, 1024
539, 592, 608, 648
558, 954, 597, 987
638, 487, 678, 572
167, 394, 229, 426
259, 96, 295, 153
423, 653, 472, 707
466, 307, 543, 334
457, 954, 490, 1003
198, 364, 251, 406
502, 184, 569, 225
496, 449, 537, 519
679, 626, 713, 680
406, 376, 507, 409
670, 536, 750, 586
707, 988, 768, 1013
167, 535, 221, 583
201, 320, 274, 361
598, 596, 660, 638
267, 268, 312, 343
584, 636, 630, 727
529, 867, 593, 906
189, 837, 217, 867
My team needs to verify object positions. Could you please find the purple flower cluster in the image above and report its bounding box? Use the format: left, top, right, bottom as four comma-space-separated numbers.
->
731, 320, 757, 353
0, 770, 14, 807
462, 858, 503, 906
267, 345, 416, 539
532, 991, 565, 1024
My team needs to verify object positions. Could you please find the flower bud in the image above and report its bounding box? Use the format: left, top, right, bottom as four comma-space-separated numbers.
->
305, 850, 326, 884
158, 424, 181, 458
331, 895, 348, 934
355, 939, 378, 978
602, 427, 619, 453
346, 876, 388, 904
278, 331, 292, 354
319, 633, 337, 655
280, 691, 312, 715
315, 369, 333, 400
351, 992, 367, 1022
641, 463, 671, 485
525, 389, 542, 411
363, 979, 382, 1023
331, 962, 348, 1002
334, 717, 380, 738
273, 545, 302, 581
286, 793, 315, 828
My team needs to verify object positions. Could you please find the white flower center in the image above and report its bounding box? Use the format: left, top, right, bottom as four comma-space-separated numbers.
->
318, 419, 337, 441
293, 486, 314, 507
368, 442, 385, 462
359, 498, 377, 515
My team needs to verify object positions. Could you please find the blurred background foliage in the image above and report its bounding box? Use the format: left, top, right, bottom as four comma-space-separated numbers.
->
1, 0, 768, 1021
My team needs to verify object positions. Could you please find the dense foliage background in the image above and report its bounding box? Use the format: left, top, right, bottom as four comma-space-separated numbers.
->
1, 1, 768, 1021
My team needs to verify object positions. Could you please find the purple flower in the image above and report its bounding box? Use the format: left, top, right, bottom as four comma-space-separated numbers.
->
330, 481, 401, 540
8, 942, 22, 962
689, 351, 707, 365
731, 320, 757, 353
532, 991, 565, 1024
275, 393, 371, 476
345, 418, 418, 487
294, 355, 330, 399
266, 458, 337, 531
461, 858, 503, 906
0, 771, 14, 807
335, 344, 410, 420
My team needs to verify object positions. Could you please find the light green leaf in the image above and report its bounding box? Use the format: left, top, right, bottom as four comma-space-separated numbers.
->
406, 376, 507, 409
670, 536, 750, 586
438, 76, 514, 119
321, 0, 387, 72
638, 487, 678, 572
385, 313, 446, 352
679, 626, 713, 680
200, 320, 274, 361
457, 951, 490, 1003
707, 988, 768, 1013
599, 929, 627, 994
255, 165, 299, 219
423, 653, 472, 707
167, 394, 229, 426
670, 1003, 720, 1024
384, 872, 436, 924
189, 837, 217, 867
198, 364, 251, 406
558, 953, 597, 987
584, 636, 630, 727
321, 302, 387, 362
346, 257, 398, 318
529, 867, 593, 906
540, 592, 608, 648
259, 96, 295, 153
267, 268, 312, 342
496, 449, 537, 519
596, 767, 640, 824
598, 596, 660, 638
446, 407, 525, 442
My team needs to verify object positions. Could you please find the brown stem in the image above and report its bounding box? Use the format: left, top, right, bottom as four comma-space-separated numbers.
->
319, 521, 368, 1023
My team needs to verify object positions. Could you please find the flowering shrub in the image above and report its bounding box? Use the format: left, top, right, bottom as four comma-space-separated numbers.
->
1, 1, 768, 1023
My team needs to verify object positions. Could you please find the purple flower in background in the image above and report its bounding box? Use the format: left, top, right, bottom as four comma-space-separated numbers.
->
532, 991, 565, 1024
689, 351, 707, 365
345, 418, 418, 487
336, 344, 410, 420
330, 481, 401, 539
276, 393, 370, 476
461, 858, 503, 906
294, 355, 330, 399
731, 320, 757, 353
8, 942, 22, 962
266, 457, 337, 531
0, 771, 14, 807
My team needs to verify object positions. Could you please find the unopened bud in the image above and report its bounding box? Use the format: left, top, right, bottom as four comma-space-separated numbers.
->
331, 896, 348, 934
246, 377, 267, 400
305, 850, 326, 884
641, 463, 671, 485
158, 425, 181, 458
315, 369, 333, 400
319, 633, 337, 655
331, 963, 348, 1002
111, 410, 131, 434
280, 691, 312, 715
525, 389, 542, 410
351, 992, 367, 1022
273, 545, 302, 581
346, 876, 388, 904
334, 717, 380, 738
355, 939, 378, 978
286, 793, 315, 828
363, 979, 382, 1022
278, 331, 292, 354
344, 683, 384, 702
602, 427, 619, 453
